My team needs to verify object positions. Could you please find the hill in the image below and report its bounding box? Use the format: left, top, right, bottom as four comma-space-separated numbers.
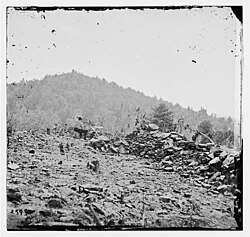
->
7, 70, 234, 135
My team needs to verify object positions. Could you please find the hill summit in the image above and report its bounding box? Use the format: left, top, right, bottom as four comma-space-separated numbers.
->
7, 70, 233, 134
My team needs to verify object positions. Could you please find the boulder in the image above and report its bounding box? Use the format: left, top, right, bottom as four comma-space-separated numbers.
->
109, 146, 119, 153
188, 160, 198, 167
161, 160, 173, 168
202, 183, 211, 189
47, 199, 63, 209
208, 157, 221, 166
97, 135, 110, 142
209, 172, 221, 181
222, 155, 234, 168
90, 138, 99, 143
148, 123, 159, 131
164, 167, 174, 172
216, 184, 228, 193
207, 153, 214, 159
7, 163, 20, 170
219, 175, 226, 181
173, 146, 182, 151
184, 192, 192, 198
213, 149, 223, 157
219, 151, 228, 160
169, 134, 179, 140
155, 132, 170, 139
197, 143, 208, 148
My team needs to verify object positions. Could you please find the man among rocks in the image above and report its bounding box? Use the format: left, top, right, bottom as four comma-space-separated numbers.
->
74, 117, 88, 140
177, 116, 184, 133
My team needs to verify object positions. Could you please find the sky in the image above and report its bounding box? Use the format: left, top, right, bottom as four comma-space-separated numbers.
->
6, 7, 242, 119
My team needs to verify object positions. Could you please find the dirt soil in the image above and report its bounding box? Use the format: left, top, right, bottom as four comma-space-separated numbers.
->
6, 132, 238, 230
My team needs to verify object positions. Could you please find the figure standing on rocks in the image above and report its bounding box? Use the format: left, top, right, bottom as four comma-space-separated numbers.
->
74, 117, 88, 140
177, 116, 184, 133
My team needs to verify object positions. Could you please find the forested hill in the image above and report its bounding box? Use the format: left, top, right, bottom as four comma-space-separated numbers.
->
7, 70, 234, 133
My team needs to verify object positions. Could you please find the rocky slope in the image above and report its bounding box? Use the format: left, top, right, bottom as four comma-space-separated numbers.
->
6, 126, 240, 230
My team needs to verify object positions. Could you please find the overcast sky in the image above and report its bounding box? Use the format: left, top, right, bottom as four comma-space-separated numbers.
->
6, 7, 241, 118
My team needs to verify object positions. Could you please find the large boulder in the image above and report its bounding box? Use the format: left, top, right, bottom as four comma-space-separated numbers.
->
208, 157, 222, 171
154, 132, 170, 139
90, 138, 99, 143
222, 155, 235, 168
219, 151, 228, 160
148, 123, 159, 131
97, 135, 110, 142
216, 184, 228, 193
208, 157, 221, 166
47, 199, 63, 209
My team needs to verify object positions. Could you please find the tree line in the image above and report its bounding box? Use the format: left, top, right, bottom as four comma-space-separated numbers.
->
7, 70, 235, 146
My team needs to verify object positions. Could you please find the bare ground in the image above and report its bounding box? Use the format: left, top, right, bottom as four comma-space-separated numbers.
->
6, 133, 238, 230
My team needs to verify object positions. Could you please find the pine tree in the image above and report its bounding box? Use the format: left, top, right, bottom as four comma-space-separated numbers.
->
150, 103, 174, 132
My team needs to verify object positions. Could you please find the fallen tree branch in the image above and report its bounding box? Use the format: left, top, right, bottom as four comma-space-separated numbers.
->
87, 204, 103, 226
198, 131, 215, 144
222, 134, 233, 145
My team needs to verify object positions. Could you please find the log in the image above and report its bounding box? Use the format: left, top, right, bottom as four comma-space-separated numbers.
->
198, 131, 215, 144
87, 204, 103, 226
223, 134, 233, 145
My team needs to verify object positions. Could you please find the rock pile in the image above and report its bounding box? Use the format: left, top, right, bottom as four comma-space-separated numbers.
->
88, 123, 240, 197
